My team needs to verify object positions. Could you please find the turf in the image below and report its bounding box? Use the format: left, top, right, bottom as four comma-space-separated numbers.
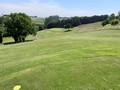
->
0, 22, 120, 90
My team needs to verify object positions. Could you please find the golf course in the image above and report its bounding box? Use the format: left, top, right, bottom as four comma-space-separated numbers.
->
0, 22, 120, 90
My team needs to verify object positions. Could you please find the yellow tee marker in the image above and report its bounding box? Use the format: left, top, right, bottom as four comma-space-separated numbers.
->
13, 85, 21, 90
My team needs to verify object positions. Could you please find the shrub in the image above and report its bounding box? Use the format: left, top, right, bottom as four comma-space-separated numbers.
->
102, 19, 110, 26
111, 19, 119, 25
64, 23, 73, 30
39, 24, 45, 30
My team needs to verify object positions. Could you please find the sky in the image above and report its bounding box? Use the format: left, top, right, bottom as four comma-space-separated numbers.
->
0, 0, 120, 17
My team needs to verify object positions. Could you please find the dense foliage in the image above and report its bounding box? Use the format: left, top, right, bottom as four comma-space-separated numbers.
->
102, 12, 120, 26
111, 19, 119, 25
0, 17, 4, 43
64, 23, 73, 31
45, 15, 59, 28
39, 24, 45, 30
4, 13, 37, 42
45, 15, 108, 29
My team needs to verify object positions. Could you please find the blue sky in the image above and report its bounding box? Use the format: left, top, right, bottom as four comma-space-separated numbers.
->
0, 0, 120, 17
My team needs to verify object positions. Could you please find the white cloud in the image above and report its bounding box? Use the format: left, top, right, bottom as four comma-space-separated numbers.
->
0, 0, 93, 17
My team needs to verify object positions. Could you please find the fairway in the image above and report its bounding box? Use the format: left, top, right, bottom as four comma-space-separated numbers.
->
0, 23, 120, 90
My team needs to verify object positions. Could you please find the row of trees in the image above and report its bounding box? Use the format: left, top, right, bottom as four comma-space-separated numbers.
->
44, 15, 108, 29
0, 13, 37, 43
102, 12, 120, 26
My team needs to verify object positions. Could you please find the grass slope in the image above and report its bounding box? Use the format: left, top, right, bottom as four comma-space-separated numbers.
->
75, 22, 102, 33
0, 22, 120, 90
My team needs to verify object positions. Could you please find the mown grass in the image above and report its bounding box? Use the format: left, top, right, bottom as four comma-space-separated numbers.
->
0, 22, 120, 90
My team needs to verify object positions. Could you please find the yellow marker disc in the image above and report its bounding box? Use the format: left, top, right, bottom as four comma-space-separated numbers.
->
13, 85, 21, 90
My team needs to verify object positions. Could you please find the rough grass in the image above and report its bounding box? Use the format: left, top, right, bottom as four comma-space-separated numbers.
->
75, 22, 103, 33
0, 22, 120, 90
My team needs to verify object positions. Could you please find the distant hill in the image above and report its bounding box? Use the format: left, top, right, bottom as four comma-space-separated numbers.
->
31, 17, 45, 25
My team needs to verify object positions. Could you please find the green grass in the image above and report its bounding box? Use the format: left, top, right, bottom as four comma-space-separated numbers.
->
75, 22, 103, 33
1, 22, 120, 90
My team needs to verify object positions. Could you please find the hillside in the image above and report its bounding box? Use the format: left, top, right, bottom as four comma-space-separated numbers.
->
1, 22, 120, 90
75, 22, 102, 33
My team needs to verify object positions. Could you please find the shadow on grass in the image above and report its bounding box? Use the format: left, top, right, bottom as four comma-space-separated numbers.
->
64, 30, 72, 32
4, 40, 34, 45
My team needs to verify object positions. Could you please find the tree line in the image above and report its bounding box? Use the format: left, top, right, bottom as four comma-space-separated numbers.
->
42, 15, 108, 29
102, 12, 120, 26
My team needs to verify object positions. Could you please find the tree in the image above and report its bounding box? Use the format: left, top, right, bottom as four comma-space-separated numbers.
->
102, 18, 110, 26
0, 25, 4, 43
39, 24, 45, 30
45, 15, 60, 28
0, 17, 4, 43
109, 13, 115, 21
64, 23, 73, 31
4, 13, 37, 42
70, 16, 81, 27
111, 19, 119, 25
